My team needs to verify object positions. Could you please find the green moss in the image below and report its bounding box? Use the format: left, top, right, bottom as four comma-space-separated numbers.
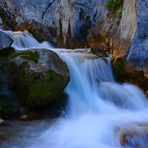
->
9, 49, 68, 111
9, 61, 64, 108
105, 0, 123, 11
28, 70, 64, 107
8, 62, 30, 102
14, 51, 39, 63
105, 0, 123, 17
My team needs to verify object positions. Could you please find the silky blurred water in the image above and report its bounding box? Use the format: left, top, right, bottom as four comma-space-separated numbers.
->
1, 30, 148, 148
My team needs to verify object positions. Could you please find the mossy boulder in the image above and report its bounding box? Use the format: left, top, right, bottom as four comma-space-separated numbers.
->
8, 49, 69, 111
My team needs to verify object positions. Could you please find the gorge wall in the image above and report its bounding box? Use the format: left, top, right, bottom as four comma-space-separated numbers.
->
0, 0, 147, 91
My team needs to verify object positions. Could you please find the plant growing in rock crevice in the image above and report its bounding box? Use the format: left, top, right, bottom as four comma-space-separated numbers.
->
105, 0, 123, 17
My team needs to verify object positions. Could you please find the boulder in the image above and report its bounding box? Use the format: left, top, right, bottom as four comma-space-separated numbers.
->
0, 30, 13, 49
118, 124, 148, 147
8, 49, 69, 109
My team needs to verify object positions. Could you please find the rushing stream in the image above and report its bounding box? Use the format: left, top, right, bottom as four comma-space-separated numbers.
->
1, 31, 148, 148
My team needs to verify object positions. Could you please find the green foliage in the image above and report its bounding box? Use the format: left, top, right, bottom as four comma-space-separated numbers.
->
28, 70, 64, 107
14, 50, 39, 63
105, 0, 123, 17
106, 0, 123, 11
116, 7, 122, 17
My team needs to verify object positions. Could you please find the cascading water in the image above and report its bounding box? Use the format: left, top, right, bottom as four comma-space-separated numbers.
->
1, 29, 51, 50
2, 30, 148, 148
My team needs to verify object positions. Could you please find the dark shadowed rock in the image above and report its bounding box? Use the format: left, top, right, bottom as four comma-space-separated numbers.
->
0, 118, 4, 125
28, 21, 57, 44
143, 58, 148, 75
112, 58, 148, 94
0, 30, 13, 49
0, 93, 20, 119
0, 46, 16, 119
19, 112, 42, 121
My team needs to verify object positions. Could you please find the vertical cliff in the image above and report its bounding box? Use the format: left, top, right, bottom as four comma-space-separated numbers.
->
128, 0, 148, 72
0, 0, 147, 73
117, 0, 136, 51
0, 0, 108, 47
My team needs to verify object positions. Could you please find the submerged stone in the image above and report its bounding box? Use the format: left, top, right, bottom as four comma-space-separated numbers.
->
118, 124, 148, 147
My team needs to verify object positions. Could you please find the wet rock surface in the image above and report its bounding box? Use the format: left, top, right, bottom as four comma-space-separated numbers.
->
0, 0, 147, 70
112, 58, 148, 94
0, 0, 108, 48
0, 48, 69, 119
0, 30, 13, 49
91, 43, 108, 57
8, 49, 69, 108
118, 124, 148, 147
0, 120, 50, 147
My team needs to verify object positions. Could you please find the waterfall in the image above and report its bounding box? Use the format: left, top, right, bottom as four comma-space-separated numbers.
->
2, 30, 148, 148
1, 30, 51, 50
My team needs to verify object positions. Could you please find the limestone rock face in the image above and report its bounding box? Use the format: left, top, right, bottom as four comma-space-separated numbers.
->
128, 0, 148, 69
0, 0, 108, 47
0, 0, 147, 80
117, 0, 136, 50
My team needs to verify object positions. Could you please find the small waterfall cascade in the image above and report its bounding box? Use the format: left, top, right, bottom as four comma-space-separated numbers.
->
2, 30, 148, 148
1, 29, 51, 50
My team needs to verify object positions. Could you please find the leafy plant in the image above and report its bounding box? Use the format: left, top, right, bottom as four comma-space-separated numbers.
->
105, 0, 123, 17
